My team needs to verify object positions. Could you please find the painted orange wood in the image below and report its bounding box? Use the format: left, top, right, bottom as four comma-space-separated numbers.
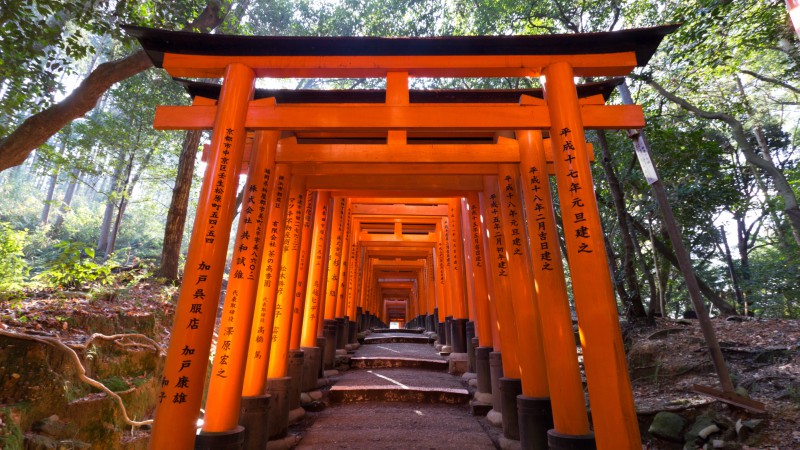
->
290, 190, 317, 350
201, 130, 277, 432
300, 191, 331, 348
516, 130, 590, 436
267, 176, 308, 378
160, 52, 637, 78
154, 103, 645, 131
149, 63, 254, 450
479, 178, 521, 378
463, 195, 491, 344
544, 61, 641, 449
241, 164, 291, 395
496, 165, 550, 398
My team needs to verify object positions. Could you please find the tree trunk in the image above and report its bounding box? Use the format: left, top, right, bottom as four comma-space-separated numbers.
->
596, 130, 647, 319
641, 76, 800, 248
0, 0, 226, 173
97, 154, 125, 255
718, 225, 746, 312
51, 168, 80, 236
41, 170, 58, 225
154, 130, 202, 281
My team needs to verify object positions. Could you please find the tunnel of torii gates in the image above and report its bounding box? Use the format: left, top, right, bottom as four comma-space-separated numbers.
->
124, 23, 677, 450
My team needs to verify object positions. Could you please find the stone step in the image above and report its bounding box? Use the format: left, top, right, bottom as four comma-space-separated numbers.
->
349, 356, 448, 371
370, 327, 426, 334
362, 335, 434, 345
329, 385, 470, 404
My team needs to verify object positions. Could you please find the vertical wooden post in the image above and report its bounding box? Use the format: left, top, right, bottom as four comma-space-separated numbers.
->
149, 63, 254, 450
543, 61, 641, 449
300, 191, 331, 347
336, 200, 353, 318
465, 193, 493, 348
434, 225, 450, 320
290, 190, 316, 350
479, 178, 521, 378
241, 163, 290, 396
460, 199, 478, 324
496, 165, 550, 397
324, 197, 346, 319
447, 200, 467, 319
267, 176, 307, 378
201, 130, 278, 433
517, 130, 591, 436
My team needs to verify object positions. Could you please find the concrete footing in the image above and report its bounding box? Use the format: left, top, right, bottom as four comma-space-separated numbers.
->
288, 406, 305, 424
499, 436, 522, 450
194, 426, 244, 450
448, 352, 469, 375
266, 434, 300, 450
487, 408, 503, 428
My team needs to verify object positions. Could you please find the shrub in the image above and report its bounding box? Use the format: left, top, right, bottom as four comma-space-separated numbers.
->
38, 241, 116, 290
0, 222, 29, 295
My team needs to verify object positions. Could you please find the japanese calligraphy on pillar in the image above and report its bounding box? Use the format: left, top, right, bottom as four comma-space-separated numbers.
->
526, 165, 554, 271
469, 203, 483, 268
309, 202, 328, 322
560, 127, 592, 254
159, 125, 240, 407
253, 173, 285, 357
502, 175, 524, 258
489, 193, 509, 277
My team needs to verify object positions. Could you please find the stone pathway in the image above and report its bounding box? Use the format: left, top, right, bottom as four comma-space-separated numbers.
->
295, 332, 497, 449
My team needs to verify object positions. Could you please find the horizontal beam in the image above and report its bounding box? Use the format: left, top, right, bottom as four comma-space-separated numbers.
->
305, 174, 484, 192
160, 53, 638, 79
291, 163, 500, 176
277, 138, 518, 163
351, 204, 449, 216
154, 103, 644, 131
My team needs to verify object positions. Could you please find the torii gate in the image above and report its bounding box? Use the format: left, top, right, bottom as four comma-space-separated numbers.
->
126, 24, 677, 450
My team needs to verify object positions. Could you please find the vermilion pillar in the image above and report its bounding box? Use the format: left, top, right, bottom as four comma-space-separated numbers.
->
149, 63, 254, 450
300, 191, 331, 347
496, 165, 549, 397
517, 130, 591, 437
290, 190, 316, 350
241, 164, 290, 396
447, 200, 467, 318
324, 197, 346, 320
544, 61, 641, 449
479, 178, 521, 378
465, 193, 492, 348
335, 200, 353, 318
267, 176, 307, 378
201, 130, 278, 433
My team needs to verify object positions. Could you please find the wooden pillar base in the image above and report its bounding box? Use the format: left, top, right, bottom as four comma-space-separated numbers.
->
547, 430, 597, 450
194, 426, 244, 450
239, 395, 270, 450
517, 396, 554, 450
500, 377, 523, 440
266, 377, 291, 440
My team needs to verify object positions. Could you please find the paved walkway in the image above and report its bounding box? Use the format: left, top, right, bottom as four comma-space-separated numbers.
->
295, 332, 497, 449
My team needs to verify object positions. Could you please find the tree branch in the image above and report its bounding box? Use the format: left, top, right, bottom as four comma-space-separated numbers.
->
0, 0, 227, 173
740, 69, 800, 95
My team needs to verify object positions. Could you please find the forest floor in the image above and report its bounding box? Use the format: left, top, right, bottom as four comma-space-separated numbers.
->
0, 283, 798, 449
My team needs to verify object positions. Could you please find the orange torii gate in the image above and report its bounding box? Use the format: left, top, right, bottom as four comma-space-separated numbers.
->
125, 23, 676, 450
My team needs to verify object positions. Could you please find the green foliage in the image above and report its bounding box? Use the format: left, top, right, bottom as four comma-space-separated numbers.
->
0, 222, 29, 297
37, 241, 115, 290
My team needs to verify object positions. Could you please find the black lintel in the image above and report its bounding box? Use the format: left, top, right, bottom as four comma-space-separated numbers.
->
174, 78, 624, 104
122, 24, 679, 69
